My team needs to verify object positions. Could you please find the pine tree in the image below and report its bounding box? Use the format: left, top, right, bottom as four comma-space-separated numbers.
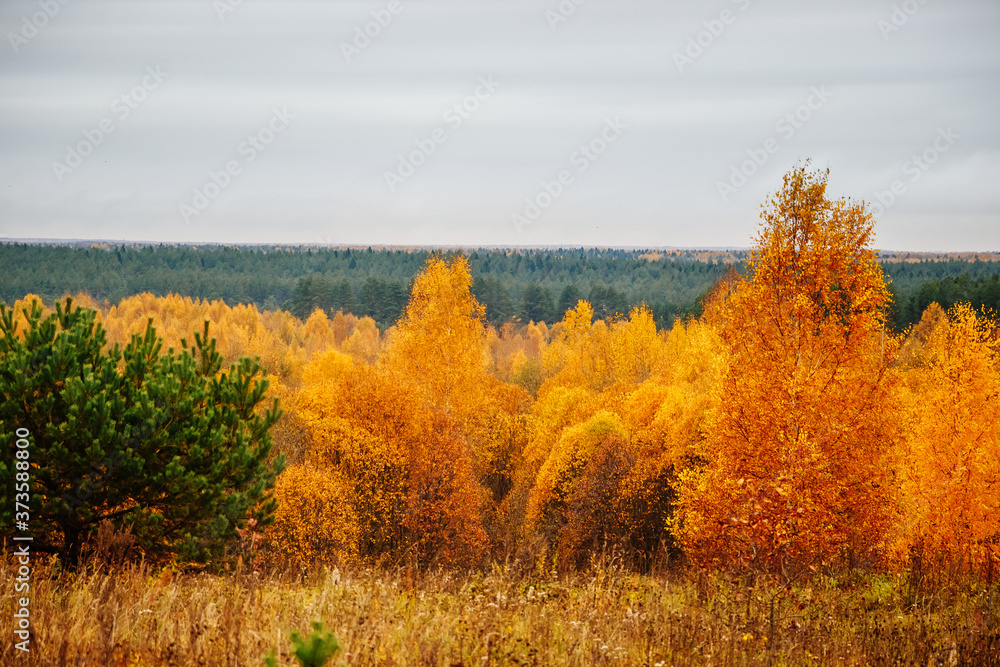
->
0, 298, 284, 566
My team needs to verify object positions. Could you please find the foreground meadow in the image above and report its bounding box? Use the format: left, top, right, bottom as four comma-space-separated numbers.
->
1, 552, 997, 666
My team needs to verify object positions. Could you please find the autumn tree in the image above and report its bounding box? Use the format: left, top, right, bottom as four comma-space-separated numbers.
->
297, 364, 419, 560
610, 305, 663, 386
387, 254, 490, 422
100, 292, 345, 387
264, 464, 360, 569
896, 302, 1000, 577
538, 301, 663, 393
610, 319, 726, 568
296, 354, 489, 566
676, 165, 899, 576
555, 429, 636, 569
289, 255, 498, 566
405, 413, 489, 566
525, 411, 628, 538
386, 254, 523, 557
515, 309, 724, 570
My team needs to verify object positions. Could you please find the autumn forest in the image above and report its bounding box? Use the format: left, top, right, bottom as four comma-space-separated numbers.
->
2, 166, 999, 665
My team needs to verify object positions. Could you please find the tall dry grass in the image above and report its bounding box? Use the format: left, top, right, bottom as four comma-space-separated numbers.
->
1, 550, 997, 666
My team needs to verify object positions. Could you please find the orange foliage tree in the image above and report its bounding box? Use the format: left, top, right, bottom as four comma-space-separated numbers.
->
264, 464, 360, 569
405, 413, 490, 566
296, 364, 418, 561
289, 256, 494, 566
514, 303, 722, 568
525, 410, 628, 537
896, 303, 1000, 575
609, 319, 726, 567
676, 165, 899, 576
386, 254, 526, 558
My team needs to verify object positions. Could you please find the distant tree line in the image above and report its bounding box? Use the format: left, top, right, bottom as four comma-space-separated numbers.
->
0, 244, 733, 328
891, 273, 1000, 328
0, 243, 996, 330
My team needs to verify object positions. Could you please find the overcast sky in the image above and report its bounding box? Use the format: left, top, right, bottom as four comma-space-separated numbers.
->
1, 0, 998, 250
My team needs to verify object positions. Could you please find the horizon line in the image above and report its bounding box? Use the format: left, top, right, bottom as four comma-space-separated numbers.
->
2, 238, 999, 256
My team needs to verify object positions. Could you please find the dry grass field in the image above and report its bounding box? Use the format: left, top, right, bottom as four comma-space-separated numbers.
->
2, 550, 998, 667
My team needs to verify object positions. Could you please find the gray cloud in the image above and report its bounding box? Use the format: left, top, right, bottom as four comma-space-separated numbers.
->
1, 0, 998, 250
